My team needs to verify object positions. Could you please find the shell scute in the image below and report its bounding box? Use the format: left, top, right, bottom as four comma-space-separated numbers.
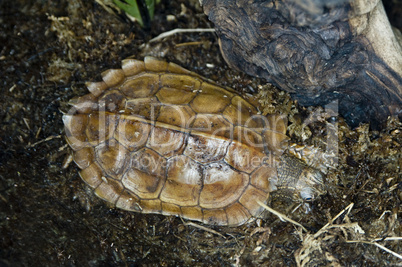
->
199, 162, 249, 209
73, 147, 95, 169
156, 86, 197, 105
181, 206, 203, 222
95, 139, 129, 179
86, 81, 109, 97
250, 164, 277, 193
138, 199, 162, 214
94, 177, 124, 204
161, 202, 182, 216
120, 73, 160, 98
121, 59, 145, 76
156, 105, 195, 128
147, 126, 188, 157
85, 113, 117, 145
115, 118, 151, 151
115, 190, 142, 211
160, 155, 203, 206
125, 97, 160, 120
63, 58, 322, 226
63, 114, 89, 150
98, 90, 127, 113
121, 148, 167, 199
222, 95, 260, 127
184, 134, 230, 163
144, 56, 169, 72
202, 208, 228, 225
190, 83, 232, 113
79, 162, 103, 188
160, 73, 201, 90
239, 185, 268, 216
68, 93, 98, 114
224, 141, 265, 174
101, 69, 125, 87
191, 114, 233, 138
226, 203, 251, 226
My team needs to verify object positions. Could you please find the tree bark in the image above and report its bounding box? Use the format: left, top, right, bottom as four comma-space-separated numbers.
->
201, 0, 402, 128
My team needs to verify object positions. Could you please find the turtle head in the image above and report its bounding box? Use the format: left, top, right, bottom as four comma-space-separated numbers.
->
297, 168, 325, 202
275, 153, 326, 204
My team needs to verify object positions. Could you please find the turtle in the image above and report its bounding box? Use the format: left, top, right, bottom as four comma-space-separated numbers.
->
63, 56, 327, 226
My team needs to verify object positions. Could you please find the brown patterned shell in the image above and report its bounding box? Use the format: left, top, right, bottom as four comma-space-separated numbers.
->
63, 57, 289, 226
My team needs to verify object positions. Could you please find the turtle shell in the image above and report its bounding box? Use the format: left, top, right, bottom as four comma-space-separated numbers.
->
63, 57, 289, 226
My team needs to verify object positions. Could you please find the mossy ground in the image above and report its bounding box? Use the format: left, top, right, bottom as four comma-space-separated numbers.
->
0, 0, 400, 265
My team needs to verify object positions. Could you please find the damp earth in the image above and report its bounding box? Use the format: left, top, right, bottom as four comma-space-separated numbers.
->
0, 0, 401, 265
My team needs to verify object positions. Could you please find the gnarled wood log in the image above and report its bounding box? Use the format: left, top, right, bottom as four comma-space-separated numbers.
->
201, 0, 402, 128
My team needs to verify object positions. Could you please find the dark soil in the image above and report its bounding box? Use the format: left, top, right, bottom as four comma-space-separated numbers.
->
0, 0, 401, 266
